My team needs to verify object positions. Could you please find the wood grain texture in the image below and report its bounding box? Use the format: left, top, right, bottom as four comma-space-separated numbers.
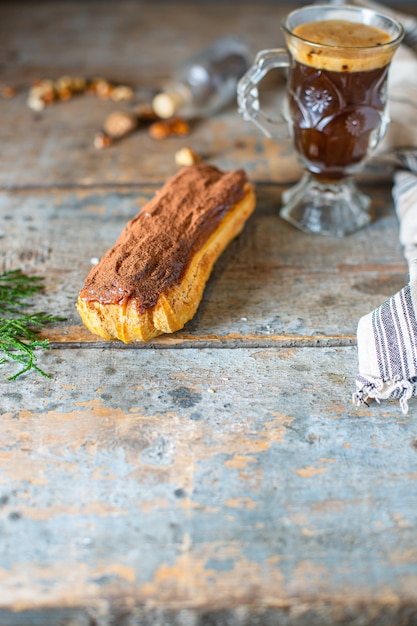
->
1, 346, 417, 625
0, 184, 407, 346
1, 2, 414, 188
1, 1, 417, 623
0, 81, 302, 187
0, 1, 298, 187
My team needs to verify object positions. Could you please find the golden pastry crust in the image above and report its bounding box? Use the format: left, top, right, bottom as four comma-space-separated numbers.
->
76, 166, 255, 342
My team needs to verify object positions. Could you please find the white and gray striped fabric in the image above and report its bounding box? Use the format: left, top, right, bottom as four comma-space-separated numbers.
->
353, 15, 417, 414
354, 153, 417, 413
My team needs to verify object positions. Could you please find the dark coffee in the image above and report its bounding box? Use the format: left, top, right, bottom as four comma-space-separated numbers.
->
286, 19, 394, 182
288, 60, 389, 181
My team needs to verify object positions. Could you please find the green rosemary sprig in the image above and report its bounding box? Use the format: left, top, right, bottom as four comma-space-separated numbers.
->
0, 269, 64, 380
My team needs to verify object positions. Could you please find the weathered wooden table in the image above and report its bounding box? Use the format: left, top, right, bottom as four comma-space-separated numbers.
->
1, 2, 417, 624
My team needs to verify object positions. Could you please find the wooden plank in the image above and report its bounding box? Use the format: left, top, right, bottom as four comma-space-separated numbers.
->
1, 1, 413, 188
0, 82, 302, 187
0, 1, 297, 186
2, 1, 415, 84
0, 2, 290, 83
2, 3, 417, 623
0, 185, 407, 346
0, 345, 417, 624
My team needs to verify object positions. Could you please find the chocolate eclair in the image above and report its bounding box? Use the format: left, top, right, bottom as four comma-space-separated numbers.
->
76, 163, 256, 342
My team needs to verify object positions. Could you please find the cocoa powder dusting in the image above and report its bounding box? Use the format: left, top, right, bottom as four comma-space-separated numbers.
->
80, 164, 248, 313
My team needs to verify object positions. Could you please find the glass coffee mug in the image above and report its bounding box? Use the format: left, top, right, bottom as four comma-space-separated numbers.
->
237, 4, 404, 236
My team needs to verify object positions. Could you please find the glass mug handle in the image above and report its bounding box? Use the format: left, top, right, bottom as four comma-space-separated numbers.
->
237, 48, 291, 140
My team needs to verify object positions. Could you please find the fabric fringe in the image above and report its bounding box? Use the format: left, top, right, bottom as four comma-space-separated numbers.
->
353, 374, 417, 414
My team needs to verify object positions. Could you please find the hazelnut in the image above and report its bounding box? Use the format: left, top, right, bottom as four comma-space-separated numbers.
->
148, 117, 190, 140
103, 110, 138, 139
95, 79, 113, 99
175, 147, 201, 167
70, 76, 87, 93
110, 85, 134, 102
27, 95, 46, 111
56, 86, 73, 101
55, 75, 87, 97
86, 77, 103, 93
55, 75, 73, 91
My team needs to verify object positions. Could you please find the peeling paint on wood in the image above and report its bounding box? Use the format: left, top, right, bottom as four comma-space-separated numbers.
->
1, 347, 417, 623
1, 1, 417, 623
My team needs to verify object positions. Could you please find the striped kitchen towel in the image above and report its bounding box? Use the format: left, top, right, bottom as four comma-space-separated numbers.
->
353, 152, 417, 414
353, 23, 417, 414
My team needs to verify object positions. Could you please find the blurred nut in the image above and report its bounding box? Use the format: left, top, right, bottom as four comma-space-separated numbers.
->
1, 85, 17, 98
148, 117, 190, 140
175, 147, 201, 166
103, 110, 138, 139
28, 79, 56, 108
54, 75, 87, 97
94, 131, 113, 149
43, 91, 57, 104
55, 75, 73, 91
27, 95, 46, 111
110, 85, 134, 102
95, 79, 113, 99
87, 77, 103, 93
70, 76, 87, 93
35, 79, 55, 94
56, 86, 72, 101
25, 75, 130, 111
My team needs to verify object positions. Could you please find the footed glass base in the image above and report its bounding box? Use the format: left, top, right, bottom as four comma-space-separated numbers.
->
280, 173, 372, 237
